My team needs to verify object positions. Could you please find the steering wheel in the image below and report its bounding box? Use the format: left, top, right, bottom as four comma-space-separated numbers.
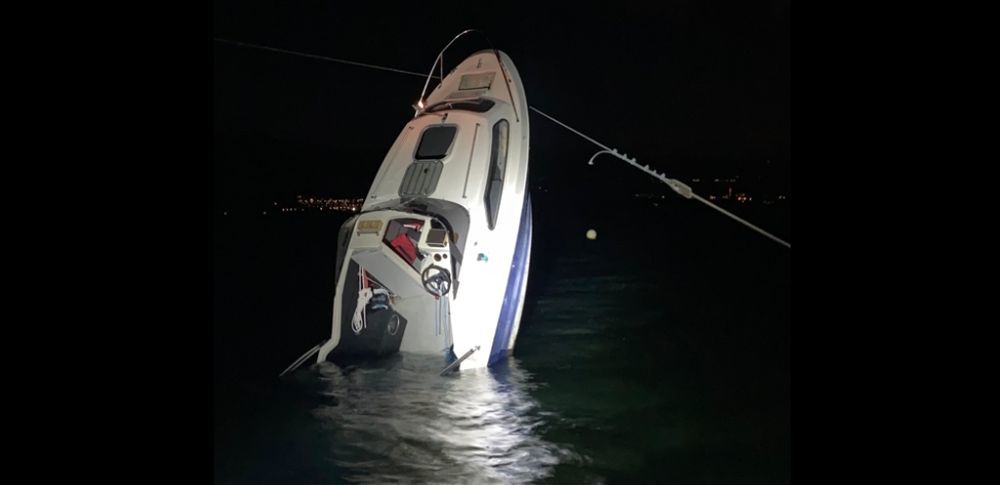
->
421, 265, 452, 297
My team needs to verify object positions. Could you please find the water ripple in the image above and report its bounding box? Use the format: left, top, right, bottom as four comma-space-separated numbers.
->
305, 355, 582, 483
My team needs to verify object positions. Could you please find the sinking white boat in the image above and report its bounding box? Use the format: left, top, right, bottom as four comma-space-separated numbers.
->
316, 37, 531, 371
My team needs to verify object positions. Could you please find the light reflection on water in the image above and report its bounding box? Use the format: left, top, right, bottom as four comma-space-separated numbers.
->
305, 354, 584, 483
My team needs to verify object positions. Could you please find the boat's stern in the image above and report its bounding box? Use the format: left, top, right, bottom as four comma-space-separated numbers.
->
318, 208, 463, 364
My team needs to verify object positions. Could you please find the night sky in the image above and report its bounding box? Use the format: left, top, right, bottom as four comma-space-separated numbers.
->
213, 1, 789, 210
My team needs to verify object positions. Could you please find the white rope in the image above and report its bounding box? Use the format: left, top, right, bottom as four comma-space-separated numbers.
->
214, 38, 438, 80
530, 107, 790, 248
443, 298, 452, 349
352, 288, 371, 335
214, 38, 789, 248
352, 288, 391, 335
435, 296, 441, 336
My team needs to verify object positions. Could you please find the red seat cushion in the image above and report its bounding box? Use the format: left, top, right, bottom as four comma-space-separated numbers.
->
390, 233, 417, 264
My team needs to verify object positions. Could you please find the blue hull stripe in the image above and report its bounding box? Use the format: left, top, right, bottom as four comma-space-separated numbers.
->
489, 195, 532, 365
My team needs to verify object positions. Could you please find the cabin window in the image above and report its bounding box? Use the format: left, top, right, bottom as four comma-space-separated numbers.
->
484, 119, 509, 230
415, 125, 457, 160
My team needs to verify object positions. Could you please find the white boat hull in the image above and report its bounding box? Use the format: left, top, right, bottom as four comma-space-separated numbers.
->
318, 49, 531, 371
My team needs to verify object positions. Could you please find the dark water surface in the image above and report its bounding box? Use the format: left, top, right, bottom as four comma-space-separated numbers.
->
213, 193, 790, 484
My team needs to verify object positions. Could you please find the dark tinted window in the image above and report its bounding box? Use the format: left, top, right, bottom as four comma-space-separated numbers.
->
426, 99, 496, 113
415, 126, 457, 160
484, 120, 509, 230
